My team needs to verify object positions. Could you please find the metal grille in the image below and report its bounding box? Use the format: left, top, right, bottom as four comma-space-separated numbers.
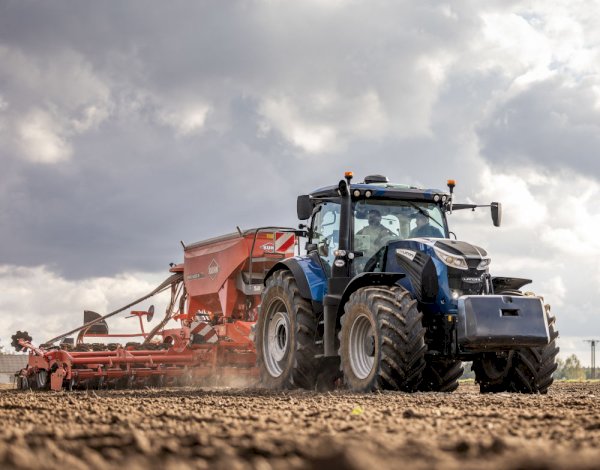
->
448, 266, 484, 295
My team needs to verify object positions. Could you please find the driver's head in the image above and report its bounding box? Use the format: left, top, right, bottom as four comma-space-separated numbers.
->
367, 209, 382, 226
415, 212, 428, 228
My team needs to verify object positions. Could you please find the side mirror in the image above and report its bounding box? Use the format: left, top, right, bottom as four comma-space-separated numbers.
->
297, 195, 313, 220
491, 202, 502, 227
305, 242, 318, 253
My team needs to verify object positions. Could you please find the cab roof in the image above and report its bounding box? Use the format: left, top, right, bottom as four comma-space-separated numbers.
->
308, 181, 450, 203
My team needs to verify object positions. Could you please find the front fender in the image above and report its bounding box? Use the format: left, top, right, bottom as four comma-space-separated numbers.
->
337, 272, 406, 316
263, 256, 327, 301
492, 277, 532, 293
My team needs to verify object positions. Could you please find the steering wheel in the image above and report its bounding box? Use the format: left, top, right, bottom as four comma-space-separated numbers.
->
363, 246, 387, 272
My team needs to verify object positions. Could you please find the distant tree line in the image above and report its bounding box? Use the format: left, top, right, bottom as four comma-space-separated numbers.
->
553, 354, 598, 380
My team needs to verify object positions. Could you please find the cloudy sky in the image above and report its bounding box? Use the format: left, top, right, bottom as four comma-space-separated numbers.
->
1, 0, 599, 363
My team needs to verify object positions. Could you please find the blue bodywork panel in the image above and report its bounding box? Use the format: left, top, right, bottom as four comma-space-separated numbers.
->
384, 239, 457, 315
292, 256, 328, 302
290, 240, 457, 314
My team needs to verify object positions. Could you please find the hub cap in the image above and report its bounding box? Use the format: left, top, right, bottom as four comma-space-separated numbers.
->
349, 313, 376, 379
263, 302, 291, 378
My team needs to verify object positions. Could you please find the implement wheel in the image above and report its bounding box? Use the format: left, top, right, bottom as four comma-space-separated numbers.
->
35, 370, 49, 390
19, 375, 30, 390
256, 270, 319, 390
339, 286, 426, 392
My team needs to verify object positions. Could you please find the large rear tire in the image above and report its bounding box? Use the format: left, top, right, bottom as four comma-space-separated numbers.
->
419, 358, 463, 392
339, 286, 426, 392
473, 299, 559, 394
255, 270, 319, 390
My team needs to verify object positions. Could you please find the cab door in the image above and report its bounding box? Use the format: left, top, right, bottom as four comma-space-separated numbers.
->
311, 202, 341, 276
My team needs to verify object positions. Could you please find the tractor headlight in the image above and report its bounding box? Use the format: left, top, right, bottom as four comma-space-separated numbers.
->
434, 246, 468, 270
477, 258, 491, 270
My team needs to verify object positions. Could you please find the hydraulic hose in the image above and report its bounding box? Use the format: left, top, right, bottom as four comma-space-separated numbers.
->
43, 272, 183, 346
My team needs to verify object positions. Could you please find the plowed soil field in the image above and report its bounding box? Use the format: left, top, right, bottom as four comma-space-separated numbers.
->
1, 382, 599, 470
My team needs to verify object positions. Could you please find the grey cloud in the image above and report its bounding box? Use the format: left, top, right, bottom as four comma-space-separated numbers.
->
478, 78, 600, 177
0, 0, 496, 278
0, 0, 599, 288
2, 0, 600, 359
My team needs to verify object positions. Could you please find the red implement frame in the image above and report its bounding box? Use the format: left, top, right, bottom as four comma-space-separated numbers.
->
15, 227, 297, 391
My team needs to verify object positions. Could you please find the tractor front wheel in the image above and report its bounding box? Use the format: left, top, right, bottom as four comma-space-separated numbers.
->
473, 299, 559, 394
419, 358, 463, 392
509, 305, 559, 393
255, 270, 319, 390
472, 352, 514, 393
339, 286, 426, 392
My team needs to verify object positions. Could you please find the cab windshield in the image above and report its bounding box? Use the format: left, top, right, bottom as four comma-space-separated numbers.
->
310, 199, 447, 276
353, 200, 446, 271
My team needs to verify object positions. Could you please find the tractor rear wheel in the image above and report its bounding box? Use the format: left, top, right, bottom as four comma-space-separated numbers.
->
339, 286, 426, 392
255, 270, 319, 390
473, 299, 559, 394
419, 358, 463, 392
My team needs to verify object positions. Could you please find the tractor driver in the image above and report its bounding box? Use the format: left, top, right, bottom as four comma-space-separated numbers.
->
409, 211, 444, 238
356, 209, 396, 250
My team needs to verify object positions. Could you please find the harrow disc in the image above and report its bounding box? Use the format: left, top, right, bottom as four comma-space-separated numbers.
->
11, 331, 32, 352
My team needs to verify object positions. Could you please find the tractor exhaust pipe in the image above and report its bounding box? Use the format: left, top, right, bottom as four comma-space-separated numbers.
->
324, 172, 354, 357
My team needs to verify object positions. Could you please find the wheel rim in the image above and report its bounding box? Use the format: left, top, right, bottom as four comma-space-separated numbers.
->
263, 302, 291, 378
348, 313, 376, 380
36, 370, 48, 388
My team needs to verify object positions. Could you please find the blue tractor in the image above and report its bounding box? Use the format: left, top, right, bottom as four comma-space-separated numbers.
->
255, 173, 558, 393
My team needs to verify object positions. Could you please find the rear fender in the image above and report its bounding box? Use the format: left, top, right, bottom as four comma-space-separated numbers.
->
263, 256, 327, 301
337, 272, 406, 316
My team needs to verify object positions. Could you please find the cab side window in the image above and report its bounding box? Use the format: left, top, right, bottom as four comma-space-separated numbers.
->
312, 202, 341, 274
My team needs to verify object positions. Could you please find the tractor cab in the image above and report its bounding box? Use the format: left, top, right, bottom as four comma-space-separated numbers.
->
304, 176, 451, 276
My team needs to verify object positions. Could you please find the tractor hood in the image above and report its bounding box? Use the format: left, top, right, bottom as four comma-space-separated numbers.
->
388, 238, 489, 266
385, 238, 491, 307
421, 238, 489, 260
